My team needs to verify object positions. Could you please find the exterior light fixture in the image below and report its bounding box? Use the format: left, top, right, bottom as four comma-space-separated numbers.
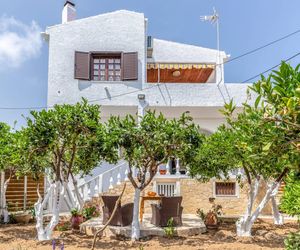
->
138, 94, 146, 100
172, 70, 181, 77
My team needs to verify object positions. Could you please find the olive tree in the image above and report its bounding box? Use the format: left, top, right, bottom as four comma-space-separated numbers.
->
24, 100, 117, 241
107, 111, 203, 240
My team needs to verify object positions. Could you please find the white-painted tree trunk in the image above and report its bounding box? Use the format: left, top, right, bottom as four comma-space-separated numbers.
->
236, 181, 280, 237
72, 179, 84, 210
35, 181, 65, 241
131, 188, 141, 241
63, 181, 75, 210
0, 178, 10, 223
271, 195, 284, 225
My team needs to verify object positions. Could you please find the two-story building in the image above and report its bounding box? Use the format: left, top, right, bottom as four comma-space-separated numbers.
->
37, 1, 274, 216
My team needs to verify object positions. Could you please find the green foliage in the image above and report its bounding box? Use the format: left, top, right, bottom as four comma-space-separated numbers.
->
191, 64, 300, 185
196, 208, 206, 221
56, 221, 70, 232
284, 231, 300, 250
0, 123, 25, 177
249, 62, 300, 156
164, 217, 176, 238
70, 208, 81, 217
107, 111, 204, 189
197, 201, 223, 223
23, 99, 117, 183
0, 122, 11, 171
280, 172, 300, 217
82, 205, 99, 220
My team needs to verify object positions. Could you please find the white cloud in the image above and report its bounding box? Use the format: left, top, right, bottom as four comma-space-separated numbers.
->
0, 16, 42, 68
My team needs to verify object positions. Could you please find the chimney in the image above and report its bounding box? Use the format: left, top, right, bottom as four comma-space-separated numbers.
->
62, 1, 76, 24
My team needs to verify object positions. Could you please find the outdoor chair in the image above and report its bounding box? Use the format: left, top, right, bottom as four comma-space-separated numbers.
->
150, 196, 183, 227
101, 195, 134, 226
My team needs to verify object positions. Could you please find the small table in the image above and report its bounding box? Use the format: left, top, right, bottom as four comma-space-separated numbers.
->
140, 196, 162, 222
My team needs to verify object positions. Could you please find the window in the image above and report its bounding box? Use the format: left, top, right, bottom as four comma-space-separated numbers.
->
74, 51, 138, 81
92, 56, 121, 81
215, 182, 236, 196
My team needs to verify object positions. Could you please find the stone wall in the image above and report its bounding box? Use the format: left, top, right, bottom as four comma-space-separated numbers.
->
92, 178, 273, 217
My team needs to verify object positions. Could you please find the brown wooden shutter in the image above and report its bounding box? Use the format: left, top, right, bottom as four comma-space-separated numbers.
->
74, 51, 90, 80
122, 52, 138, 81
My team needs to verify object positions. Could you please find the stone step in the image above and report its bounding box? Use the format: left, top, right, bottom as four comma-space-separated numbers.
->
80, 214, 206, 238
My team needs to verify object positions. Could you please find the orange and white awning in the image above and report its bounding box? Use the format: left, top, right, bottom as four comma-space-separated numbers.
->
147, 63, 215, 70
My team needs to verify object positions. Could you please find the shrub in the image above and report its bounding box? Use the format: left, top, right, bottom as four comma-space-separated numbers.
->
164, 218, 176, 238
82, 205, 100, 220
284, 231, 300, 250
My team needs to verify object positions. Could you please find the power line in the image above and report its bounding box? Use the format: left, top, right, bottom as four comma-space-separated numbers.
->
242, 51, 300, 83
1, 28, 300, 110
219, 28, 300, 66
0, 84, 159, 110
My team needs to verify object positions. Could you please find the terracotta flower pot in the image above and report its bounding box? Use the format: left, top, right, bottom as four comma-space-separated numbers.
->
159, 169, 167, 175
205, 211, 219, 229
71, 215, 83, 230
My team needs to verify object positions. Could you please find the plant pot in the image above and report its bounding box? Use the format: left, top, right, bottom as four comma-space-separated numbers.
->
159, 169, 167, 175
205, 211, 219, 229
71, 215, 83, 230
14, 213, 32, 224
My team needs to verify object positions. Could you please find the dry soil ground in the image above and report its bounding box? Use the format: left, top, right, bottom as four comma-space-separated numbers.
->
0, 219, 298, 250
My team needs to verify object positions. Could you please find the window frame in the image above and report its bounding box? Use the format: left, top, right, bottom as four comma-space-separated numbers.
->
213, 180, 239, 198
91, 53, 122, 82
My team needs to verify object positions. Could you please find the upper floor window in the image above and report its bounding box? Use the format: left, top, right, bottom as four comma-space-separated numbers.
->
74, 51, 138, 81
92, 56, 121, 81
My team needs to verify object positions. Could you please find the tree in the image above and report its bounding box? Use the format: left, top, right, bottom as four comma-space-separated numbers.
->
280, 171, 300, 218
107, 111, 203, 240
249, 62, 300, 155
280, 172, 300, 250
0, 122, 11, 222
0, 123, 25, 223
190, 62, 300, 237
23, 100, 117, 241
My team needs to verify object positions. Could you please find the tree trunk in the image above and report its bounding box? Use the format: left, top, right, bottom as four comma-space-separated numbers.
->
271, 196, 284, 225
0, 177, 10, 223
237, 178, 260, 237
71, 177, 84, 210
236, 181, 280, 237
35, 181, 65, 241
63, 181, 75, 210
131, 188, 141, 241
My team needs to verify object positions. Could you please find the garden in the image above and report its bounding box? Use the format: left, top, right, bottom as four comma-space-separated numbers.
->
0, 62, 299, 249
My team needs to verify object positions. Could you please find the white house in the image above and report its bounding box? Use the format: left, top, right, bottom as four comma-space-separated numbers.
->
40, 2, 263, 216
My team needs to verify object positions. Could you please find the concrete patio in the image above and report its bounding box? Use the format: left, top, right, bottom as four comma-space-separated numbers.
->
80, 214, 207, 238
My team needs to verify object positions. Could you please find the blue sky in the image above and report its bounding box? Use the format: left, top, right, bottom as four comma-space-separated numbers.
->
0, 0, 300, 127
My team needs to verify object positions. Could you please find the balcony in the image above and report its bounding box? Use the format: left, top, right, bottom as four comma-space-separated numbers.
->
154, 158, 189, 180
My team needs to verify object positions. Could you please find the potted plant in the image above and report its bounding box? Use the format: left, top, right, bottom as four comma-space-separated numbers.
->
159, 165, 167, 175
197, 198, 223, 229
70, 208, 83, 230
14, 211, 32, 224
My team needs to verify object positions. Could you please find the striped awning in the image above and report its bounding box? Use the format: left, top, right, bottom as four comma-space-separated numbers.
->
147, 63, 215, 70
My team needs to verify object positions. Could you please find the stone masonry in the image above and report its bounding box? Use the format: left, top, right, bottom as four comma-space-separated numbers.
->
91, 178, 273, 217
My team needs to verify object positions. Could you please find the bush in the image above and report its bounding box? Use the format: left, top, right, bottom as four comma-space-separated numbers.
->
164, 218, 176, 238
82, 205, 100, 220
284, 231, 300, 250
